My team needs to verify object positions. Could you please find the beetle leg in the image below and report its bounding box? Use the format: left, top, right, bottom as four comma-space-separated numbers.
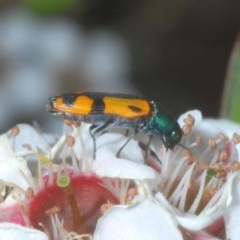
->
116, 128, 138, 158
89, 123, 110, 159
144, 135, 153, 159
138, 139, 162, 164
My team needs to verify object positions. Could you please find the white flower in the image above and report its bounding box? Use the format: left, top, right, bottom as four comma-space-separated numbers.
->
94, 199, 183, 240
50, 122, 157, 180
223, 171, 240, 239
0, 133, 32, 189
0, 110, 240, 240
153, 110, 240, 239
203, 118, 240, 155
0, 223, 48, 240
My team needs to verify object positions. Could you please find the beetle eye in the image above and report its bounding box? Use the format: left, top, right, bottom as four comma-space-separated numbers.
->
171, 129, 182, 143
171, 130, 178, 139
162, 125, 182, 149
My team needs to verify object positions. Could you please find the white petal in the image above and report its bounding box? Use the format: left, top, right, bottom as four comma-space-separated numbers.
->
94, 200, 183, 240
0, 134, 32, 189
224, 172, 240, 240
0, 223, 48, 240
0, 201, 25, 224
8, 124, 50, 155
178, 110, 202, 127
92, 152, 156, 179
203, 119, 240, 154
155, 173, 235, 231
203, 119, 240, 136
71, 123, 145, 165
193, 121, 221, 136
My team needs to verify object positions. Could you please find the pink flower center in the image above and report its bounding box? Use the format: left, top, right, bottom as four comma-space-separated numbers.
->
28, 174, 118, 237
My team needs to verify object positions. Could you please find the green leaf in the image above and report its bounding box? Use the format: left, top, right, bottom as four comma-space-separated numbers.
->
220, 35, 240, 123
24, 0, 78, 16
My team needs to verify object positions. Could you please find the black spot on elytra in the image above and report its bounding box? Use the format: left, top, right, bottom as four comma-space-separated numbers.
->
62, 93, 78, 106
128, 105, 142, 112
91, 96, 105, 114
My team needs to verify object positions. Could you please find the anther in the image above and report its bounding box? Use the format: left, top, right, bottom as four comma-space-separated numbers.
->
64, 119, 81, 128
195, 134, 202, 145
211, 163, 221, 171
232, 133, 240, 144
231, 161, 240, 171
126, 188, 138, 202
183, 114, 195, 127
45, 205, 61, 216
182, 125, 191, 135
11, 126, 20, 136
100, 203, 114, 214
218, 132, 229, 142
26, 187, 34, 199
208, 138, 216, 149
200, 163, 208, 170
23, 144, 32, 151
219, 150, 228, 162
66, 135, 75, 147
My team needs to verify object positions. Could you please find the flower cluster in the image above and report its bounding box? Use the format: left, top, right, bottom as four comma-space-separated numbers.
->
0, 110, 240, 240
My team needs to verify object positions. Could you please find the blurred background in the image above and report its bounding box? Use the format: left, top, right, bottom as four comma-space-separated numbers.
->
0, 0, 240, 133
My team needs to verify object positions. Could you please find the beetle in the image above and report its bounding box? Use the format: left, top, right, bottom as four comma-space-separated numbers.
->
46, 92, 182, 159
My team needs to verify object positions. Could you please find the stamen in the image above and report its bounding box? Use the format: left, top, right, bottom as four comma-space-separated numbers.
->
51, 213, 65, 240
183, 114, 195, 127
183, 151, 199, 165
169, 163, 195, 210
188, 170, 207, 214
11, 125, 20, 136
195, 134, 202, 145
232, 133, 240, 144
65, 232, 93, 240
208, 138, 217, 149
218, 150, 228, 162
66, 135, 75, 147
38, 222, 51, 240
200, 163, 208, 171
7, 182, 26, 196
45, 205, 61, 216
9, 125, 20, 151
187, 134, 202, 148
187, 114, 195, 123
37, 152, 53, 188
208, 150, 219, 165
65, 135, 80, 172
211, 163, 221, 172
0, 179, 6, 194
163, 157, 187, 197
100, 202, 114, 214
218, 132, 229, 142
26, 187, 34, 199
70, 150, 80, 173
202, 184, 223, 210
126, 187, 138, 202
216, 169, 227, 179
72, 121, 81, 128
64, 120, 81, 128
102, 178, 130, 204
57, 175, 82, 227
208, 164, 227, 180
182, 114, 195, 135
182, 125, 191, 135
231, 161, 240, 171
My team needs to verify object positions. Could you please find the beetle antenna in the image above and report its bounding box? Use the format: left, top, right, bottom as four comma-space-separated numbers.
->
177, 143, 192, 154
